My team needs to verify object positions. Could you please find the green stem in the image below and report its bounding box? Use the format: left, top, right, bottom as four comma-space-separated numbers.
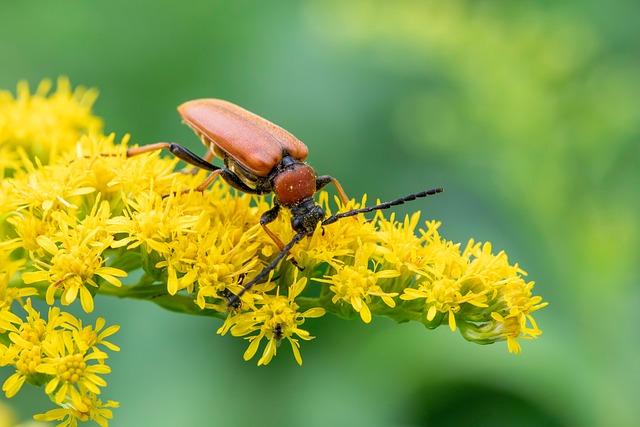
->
97, 283, 225, 319
25, 279, 225, 320
20, 278, 422, 325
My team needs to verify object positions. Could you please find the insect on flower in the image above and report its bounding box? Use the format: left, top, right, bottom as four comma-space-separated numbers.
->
120, 99, 443, 305
273, 323, 283, 341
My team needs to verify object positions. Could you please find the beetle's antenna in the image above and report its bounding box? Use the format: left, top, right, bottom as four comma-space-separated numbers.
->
322, 187, 443, 226
227, 232, 305, 308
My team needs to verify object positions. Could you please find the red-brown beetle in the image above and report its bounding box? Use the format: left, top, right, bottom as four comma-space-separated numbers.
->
124, 99, 443, 306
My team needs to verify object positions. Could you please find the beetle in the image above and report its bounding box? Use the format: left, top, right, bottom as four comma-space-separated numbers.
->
123, 99, 443, 306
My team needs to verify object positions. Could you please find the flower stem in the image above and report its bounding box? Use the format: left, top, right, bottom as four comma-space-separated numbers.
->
96, 283, 225, 319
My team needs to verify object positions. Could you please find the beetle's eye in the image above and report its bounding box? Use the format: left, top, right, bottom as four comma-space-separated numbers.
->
292, 217, 304, 232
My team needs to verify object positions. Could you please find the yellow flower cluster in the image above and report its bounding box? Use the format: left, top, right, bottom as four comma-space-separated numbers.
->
0, 79, 547, 425
0, 299, 118, 426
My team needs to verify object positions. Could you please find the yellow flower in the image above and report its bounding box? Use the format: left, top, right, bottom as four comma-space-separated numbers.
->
72, 132, 179, 197
401, 277, 488, 331
0, 77, 101, 165
34, 394, 119, 427
0, 77, 549, 427
218, 271, 325, 365
63, 316, 121, 354
6, 210, 57, 252
0, 248, 36, 332
23, 233, 126, 313
1, 344, 43, 398
1, 301, 67, 398
10, 159, 95, 212
37, 338, 111, 407
7, 300, 66, 349
110, 190, 200, 254
377, 212, 430, 276
315, 244, 400, 323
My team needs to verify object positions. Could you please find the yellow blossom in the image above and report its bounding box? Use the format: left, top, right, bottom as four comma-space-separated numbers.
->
110, 190, 200, 254
22, 232, 126, 313
315, 244, 400, 323
0, 77, 101, 165
218, 271, 326, 365
37, 345, 110, 407
1, 301, 75, 398
34, 393, 119, 427
62, 315, 121, 354
0, 77, 548, 425
377, 211, 430, 276
0, 247, 36, 332
10, 158, 95, 212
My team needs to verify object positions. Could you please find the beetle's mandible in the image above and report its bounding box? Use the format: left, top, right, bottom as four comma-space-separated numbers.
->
121, 99, 443, 306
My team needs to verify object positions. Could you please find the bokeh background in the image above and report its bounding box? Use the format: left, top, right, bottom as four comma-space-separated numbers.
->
1, 0, 639, 426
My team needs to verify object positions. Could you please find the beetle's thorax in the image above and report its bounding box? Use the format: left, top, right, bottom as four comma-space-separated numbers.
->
272, 159, 316, 207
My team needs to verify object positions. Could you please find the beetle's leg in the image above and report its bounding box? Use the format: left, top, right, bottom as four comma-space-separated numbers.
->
260, 205, 285, 248
172, 170, 222, 196
127, 142, 220, 172
260, 204, 304, 271
316, 175, 349, 205
127, 143, 221, 196
181, 148, 215, 175
175, 164, 262, 196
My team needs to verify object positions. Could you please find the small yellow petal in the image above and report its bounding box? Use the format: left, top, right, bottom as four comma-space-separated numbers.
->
359, 304, 372, 324
427, 305, 437, 321
22, 271, 48, 284
243, 335, 263, 361
80, 287, 94, 313
448, 310, 457, 332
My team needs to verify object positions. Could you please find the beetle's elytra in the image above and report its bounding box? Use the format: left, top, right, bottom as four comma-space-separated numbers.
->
122, 99, 443, 306
178, 99, 309, 177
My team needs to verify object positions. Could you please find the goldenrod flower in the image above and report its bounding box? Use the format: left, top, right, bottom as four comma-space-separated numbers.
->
22, 232, 126, 313
315, 244, 400, 323
0, 247, 36, 332
1, 300, 115, 403
0, 78, 101, 165
0, 78, 548, 425
10, 159, 95, 212
1, 344, 43, 398
110, 190, 200, 254
218, 271, 326, 365
63, 316, 121, 354
37, 345, 110, 407
34, 393, 119, 427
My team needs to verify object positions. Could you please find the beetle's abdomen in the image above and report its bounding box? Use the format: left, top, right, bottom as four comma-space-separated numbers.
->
178, 99, 308, 177
273, 164, 316, 206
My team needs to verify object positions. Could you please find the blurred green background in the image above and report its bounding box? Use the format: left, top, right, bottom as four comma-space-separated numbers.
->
1, 0, 639, 426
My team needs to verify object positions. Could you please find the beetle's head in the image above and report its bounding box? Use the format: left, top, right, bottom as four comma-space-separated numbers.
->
273, 162, 324, 234
290, 198, 325, 235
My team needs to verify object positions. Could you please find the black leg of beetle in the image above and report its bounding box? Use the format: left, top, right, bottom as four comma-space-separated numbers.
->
316, 175, 349, 205
227, 232, 305, 308
181, 149, 215, 175
260, 204, 281, 226
127, 142, 220, 172
322, 188, 444, 225
168, 170, 222, 197
260, 205, 304, 271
